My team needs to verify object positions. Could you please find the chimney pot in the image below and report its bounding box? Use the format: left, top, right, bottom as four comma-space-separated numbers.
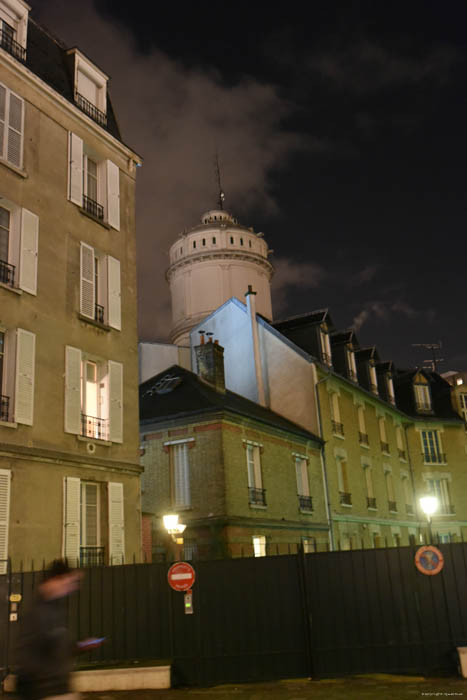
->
195, 339, 226, 393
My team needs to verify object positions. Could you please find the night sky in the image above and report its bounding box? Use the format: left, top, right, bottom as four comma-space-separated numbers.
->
33, 1, 467, 371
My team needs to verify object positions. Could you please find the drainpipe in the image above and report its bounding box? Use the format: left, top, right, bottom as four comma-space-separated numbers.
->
312, 364, 335, 551
245, 286, 266, 406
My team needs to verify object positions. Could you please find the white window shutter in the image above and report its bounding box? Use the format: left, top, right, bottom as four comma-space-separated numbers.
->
68, 132, 83, 206
7, 91, 24, 168
107, 256, 121, 330
63, 477, 80, 567
19, 208, 39, 295
80, 242, 95, 318
0, 469, 11, 575
108, 360, 123, 443
0, 85, 5, 160
14, 328, 35, 425
173, 444, 190, 508
106, 160, 120, 230
108, 482, 125, 564
64, 346, 81, 435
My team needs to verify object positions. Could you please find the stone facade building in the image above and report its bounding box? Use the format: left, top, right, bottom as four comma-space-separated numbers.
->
0, 0, 142, 570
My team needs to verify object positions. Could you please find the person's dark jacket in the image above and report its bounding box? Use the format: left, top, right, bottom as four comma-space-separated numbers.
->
16, 594, 74, 700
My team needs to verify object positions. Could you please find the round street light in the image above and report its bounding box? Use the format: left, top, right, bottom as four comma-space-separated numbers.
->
163, 513, 187, 541
419, 495, 439, 544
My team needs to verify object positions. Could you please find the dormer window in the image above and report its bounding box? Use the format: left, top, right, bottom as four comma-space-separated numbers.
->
369, 363, 378, 394
387, 374, 395, 405
0, 0, 28, 63
319, 328, 332, 366
414, 376, 432, 413
68, 49, 108, 128
347, 348, 357, 382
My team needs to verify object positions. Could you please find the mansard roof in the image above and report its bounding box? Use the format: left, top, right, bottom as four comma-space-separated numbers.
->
393, 368, 462, 422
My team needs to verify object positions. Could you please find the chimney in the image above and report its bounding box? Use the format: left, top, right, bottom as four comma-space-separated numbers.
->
245, 285, 266, 406
195, 337, 226, 393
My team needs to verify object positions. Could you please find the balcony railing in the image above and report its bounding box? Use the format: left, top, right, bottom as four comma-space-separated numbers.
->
380, 441, 390, 454
95, 303, 105, 324
339, 491, 352, 506
332, 420, 344, 437
398, 448, 407, 460
0, 29, 26, 62
248, 487, 266, 507
81, 413, 109, 441
298, 495, 313, 512
75, 92, 107, 127
388, 500, 397, 512
0, 395, 9, 422
406, 503, 414, 515
422, 452, 446, 464
83, 195, 104, 221
439, 504, 455, 515
80, 546, 105, 567
367, 496, 377, 509
359, 431, 369, 446
0, 259, 15, 287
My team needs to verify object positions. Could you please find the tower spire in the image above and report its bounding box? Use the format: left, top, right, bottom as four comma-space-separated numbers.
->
214, 152, 225, 210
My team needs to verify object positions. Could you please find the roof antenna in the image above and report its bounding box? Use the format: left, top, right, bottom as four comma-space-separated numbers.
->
412, 341, 444, 372
214, 151, 225, 210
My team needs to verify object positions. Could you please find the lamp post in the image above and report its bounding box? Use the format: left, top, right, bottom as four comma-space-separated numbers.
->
163, 514, 186, 561
419, 495, 439, 545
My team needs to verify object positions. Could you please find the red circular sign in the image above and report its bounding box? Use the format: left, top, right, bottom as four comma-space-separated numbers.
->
167, 562, 196, 591
414, 545, 444, 576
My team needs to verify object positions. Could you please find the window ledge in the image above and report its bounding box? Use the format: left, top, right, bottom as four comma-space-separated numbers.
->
78, 206, 111, 229
332, 433, 345, 440
0, 420, 17, 429
359, 443, 370, 450
389, 510, 398, 515
367, 507, 378, 512
77, 435, 111, 447
423, 461, 447, 467
399, 457, 408, 463
77, 313, 111, 332
340, 503, 353, 509
249, 504, 267, 510
299, 509, 314, 515
0, 157, 27, 178
0, 282, 22, 295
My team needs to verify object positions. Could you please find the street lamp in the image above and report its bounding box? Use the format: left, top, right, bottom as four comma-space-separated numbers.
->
163, 513, 186, 542
419, 495, 439, 544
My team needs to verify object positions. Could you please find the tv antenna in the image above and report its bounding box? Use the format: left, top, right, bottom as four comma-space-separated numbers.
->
214, 152, 225, 210
412, 341, 444, 372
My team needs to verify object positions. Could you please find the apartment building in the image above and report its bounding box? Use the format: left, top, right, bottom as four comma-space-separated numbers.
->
0, 0, 142, 570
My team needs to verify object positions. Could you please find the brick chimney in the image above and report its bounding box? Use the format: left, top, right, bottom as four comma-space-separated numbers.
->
195, 335, 226, 393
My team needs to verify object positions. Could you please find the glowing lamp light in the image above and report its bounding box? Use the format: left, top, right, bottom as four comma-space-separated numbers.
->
163, 514, 179, 531
419, 496, 439, 517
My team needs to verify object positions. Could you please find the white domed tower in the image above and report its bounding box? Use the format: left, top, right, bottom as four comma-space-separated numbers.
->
167, 209, 274, 345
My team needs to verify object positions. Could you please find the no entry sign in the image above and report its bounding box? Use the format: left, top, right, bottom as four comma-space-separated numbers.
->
167, 562, 196, 592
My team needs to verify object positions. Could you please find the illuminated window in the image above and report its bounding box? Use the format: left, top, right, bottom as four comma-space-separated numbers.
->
253, 535, 266, 557
414, 379, 432, 412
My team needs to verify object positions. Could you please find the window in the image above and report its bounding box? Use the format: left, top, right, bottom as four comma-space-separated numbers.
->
369, 363, 378, 394
249, 240, 252, 248
230, 236, 234, 244
252, 535, 266, 557
63, 477, 124, 566
358, 406, 369, 446
65, 346, 123, 443
0, 468, 11, 574
302, 537, 316, 553
379, 417, 390, 453
183, 539, 198, 560
0, 1, 28, 62
396, 426, 406, 460
426, 477, 453, 515
295, 456, 312, 511
202, 238, 206, 246
402, 475, 414, 515
70, 50, 108, 127
0, 199, 38, 293
347, 348, 357, 381
414, 380, 432, 412
337, 458, 351, 505
330, 392, 344, 436
68, 132, 120, 230
421, 430, 445, 464
0, 82, 24, 168
170, 442, 191, 509
212, 237, 216, 244
319, 329, 332, 366
0, 327, 35, 425
80, 242, 121, 329
385, 470, 397, 512
240, 237, 243, 245
364, 465, 376, 509
246, 443, 265, 506
391, 527, 401, 547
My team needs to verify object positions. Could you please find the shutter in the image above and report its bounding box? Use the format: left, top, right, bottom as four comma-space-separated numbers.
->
107, 255, 121, 330
68, 132, 83, 205
106, 160, 120, 230
253, 447, 262, 489
0, 469, 11, 575
300, 460, 310, 497
63, 477, 80, 567
173, 444, 190, 507
80, 242, 95, 318
246, 445, 255, 487
77, 70, 98, 105
108, 482, 125, 564
64, 346, 81, 435
0, 85, 5, 160
19, 208, 39, 295
14, 328, 35, 425
7, 92, 23, 168
295, 458, 303, 495
83, 483, 98, 546
108, 360, 123, 443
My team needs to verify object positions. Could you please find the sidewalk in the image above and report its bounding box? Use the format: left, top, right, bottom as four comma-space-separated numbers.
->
77, 675, 466, 700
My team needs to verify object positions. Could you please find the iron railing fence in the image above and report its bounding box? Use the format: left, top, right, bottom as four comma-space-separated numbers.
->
75, 92, 107, 127
80, 546, 105, 567
0, 260, 15, 287
406, 503, 414, 515
248, 487, 266, 506
94, 303, 105, 324
380, 440, 390, 453
83, 194, 104, 221
339, 491, 352, 505
0, 395, 9, 423
331, 420, 344, 436
80, 413, 109, 441
398, 448, 407, 460
298, 495, 313, 512
422, 452, 447, 464
367, 496, 376, 509
0, 29, 26, 62
358, 431, 369, 446
388, 500, 398, 512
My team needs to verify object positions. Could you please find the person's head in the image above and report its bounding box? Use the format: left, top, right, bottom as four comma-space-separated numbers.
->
39, 559, 83, 600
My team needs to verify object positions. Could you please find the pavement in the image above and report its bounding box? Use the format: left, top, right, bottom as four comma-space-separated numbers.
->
78, 675, 467, 700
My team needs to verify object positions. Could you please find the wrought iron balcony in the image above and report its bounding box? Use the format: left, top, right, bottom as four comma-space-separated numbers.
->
248, 487, 266, 506
406, 503, 414, 515
0, 259, 15, 287
81, 413, 109, 441
331, 420, 344, 437
367, 496, 377, 509
80, 546, 105, 567
298, 495, 313, 512
339, 491, 352, 506
398, 448, 407, 460
0, 394, 9, 422
422, 452, 446, 464
439, 504, 455, 515
75, 92, 107, 127
388, 500, 397, 512
380, 441, 390, 454
83, 195, 104, 221
0, 29, 26, 62
94, 303, 105, 324
359, 431, 369, 446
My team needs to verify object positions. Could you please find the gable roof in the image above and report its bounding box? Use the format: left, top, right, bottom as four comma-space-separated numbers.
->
140, 364, 323, 444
